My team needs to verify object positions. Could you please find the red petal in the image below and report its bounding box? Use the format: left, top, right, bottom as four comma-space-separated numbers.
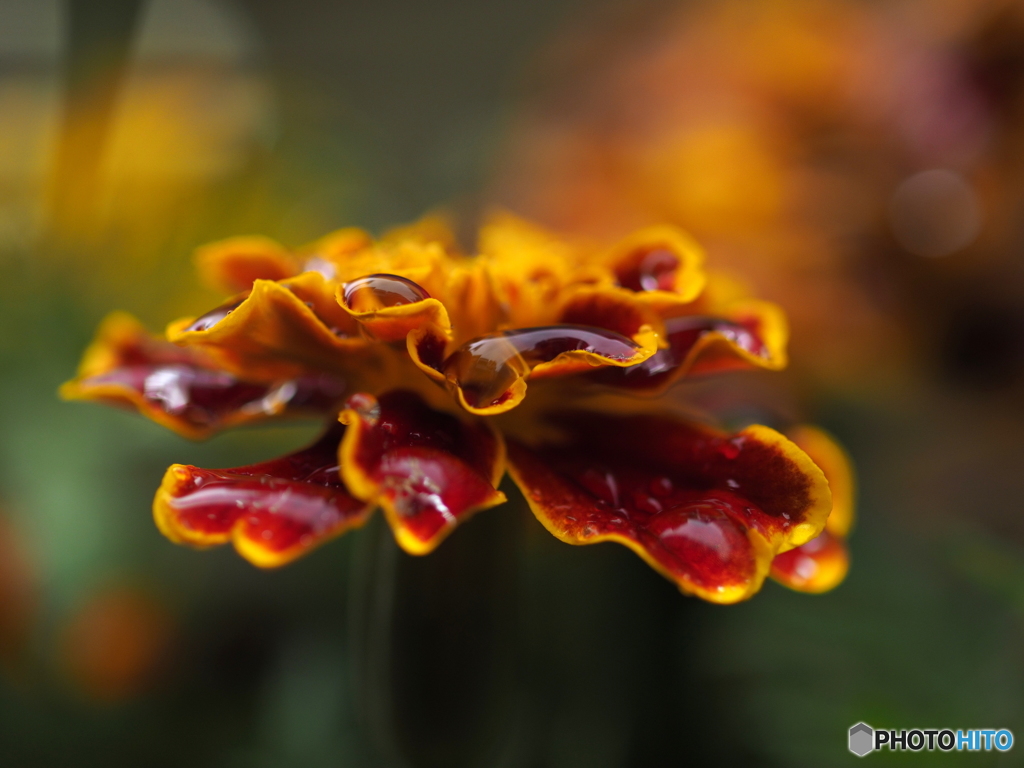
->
787, 425, 855, 538
770, 426, 854, 594
592, 301, 786, 393
505, 411, 831, 603
414, 324, 656, 416
60, 313, 346, 438
770, 529, 849, 593
339, 391, 506, 554
154, 424, 371, 566
408, 288, 664, 415
605, 225, 707, 307
557, 285, 665, 339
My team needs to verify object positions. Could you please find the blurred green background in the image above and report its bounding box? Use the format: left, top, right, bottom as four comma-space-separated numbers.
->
2, 0, 1024, 765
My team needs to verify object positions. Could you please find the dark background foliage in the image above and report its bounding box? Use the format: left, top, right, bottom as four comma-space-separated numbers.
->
1, 1, 1023, 765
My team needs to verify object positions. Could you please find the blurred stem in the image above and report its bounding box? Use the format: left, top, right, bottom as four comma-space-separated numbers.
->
47, 0, 144, 242
349, 501, 524, 768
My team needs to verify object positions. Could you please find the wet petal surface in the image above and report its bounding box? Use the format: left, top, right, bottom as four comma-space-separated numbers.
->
592, 301, 786, 392
607, 225, 707, 307
338, 273, 452, 342
60, 313, 346, 438
412, 323, 657, 415
339, 390, 506, 554
166, 273, 382, 382
770, 530, 849, 593
154, 424, 371, 567
787, 425, 855, 537
506, 411, 831, 603
556, 285, 665, 340
770, 426, 855, 593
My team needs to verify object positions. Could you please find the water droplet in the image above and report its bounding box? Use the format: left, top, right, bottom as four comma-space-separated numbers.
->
591, 315, 766, 390
649, 508, 740, 562
616, 247, 680, 292
718, 439, 742, 460
632, 492, 663, 515
342, 274, 429, 312
345, 393, 380, 425
442, 325, 642, 408
578, 467, 620, 507
185, 296, 247, 332
649, 476, 673, 497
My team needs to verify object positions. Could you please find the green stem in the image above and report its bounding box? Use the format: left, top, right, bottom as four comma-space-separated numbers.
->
348, 499, 525, 768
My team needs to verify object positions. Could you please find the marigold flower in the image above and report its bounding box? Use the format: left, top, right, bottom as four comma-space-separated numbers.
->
63, 213, 853, 603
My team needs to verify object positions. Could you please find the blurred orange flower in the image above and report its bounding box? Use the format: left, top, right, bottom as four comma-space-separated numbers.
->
59, 586, 175, 703
0, 513, 36, 672
492, 0, 1024, 391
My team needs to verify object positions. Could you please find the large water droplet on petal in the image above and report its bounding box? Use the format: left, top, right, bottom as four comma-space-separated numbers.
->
342, 274, 430, 312
616, 248, 680, 292
442, 325, 642, 409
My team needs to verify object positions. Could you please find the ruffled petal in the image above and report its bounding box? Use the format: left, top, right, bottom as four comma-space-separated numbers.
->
166, 272, 379, 382
478, 212, 607, 328
770, 425, 855, 594
379, 212, 461, 254
605, 225, 707, 308
592, 300, 788, 393
787, 425, 855, 537
194, 236, 298, 294
308, 235, 453, 298
338, 391, 506, 554
301, 227, 374, 259
505, 411, 831, 603
440, 261, 508, 347
60, 313, 346, 439
337, 273, 452, 343
769, 530, 849, 594
406, 322, 450, 385
556, 285, 666, 341
153, 424, 372, 567
411, 323, 657, 416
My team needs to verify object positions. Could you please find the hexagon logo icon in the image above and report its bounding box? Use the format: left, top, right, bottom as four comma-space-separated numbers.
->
849, 723, 874, 757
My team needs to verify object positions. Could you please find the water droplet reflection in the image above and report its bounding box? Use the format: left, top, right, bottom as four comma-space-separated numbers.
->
342, 274, 430, 312
443, 325, 643, 408
616, 247, 680, 292
185, 296, 247, 332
